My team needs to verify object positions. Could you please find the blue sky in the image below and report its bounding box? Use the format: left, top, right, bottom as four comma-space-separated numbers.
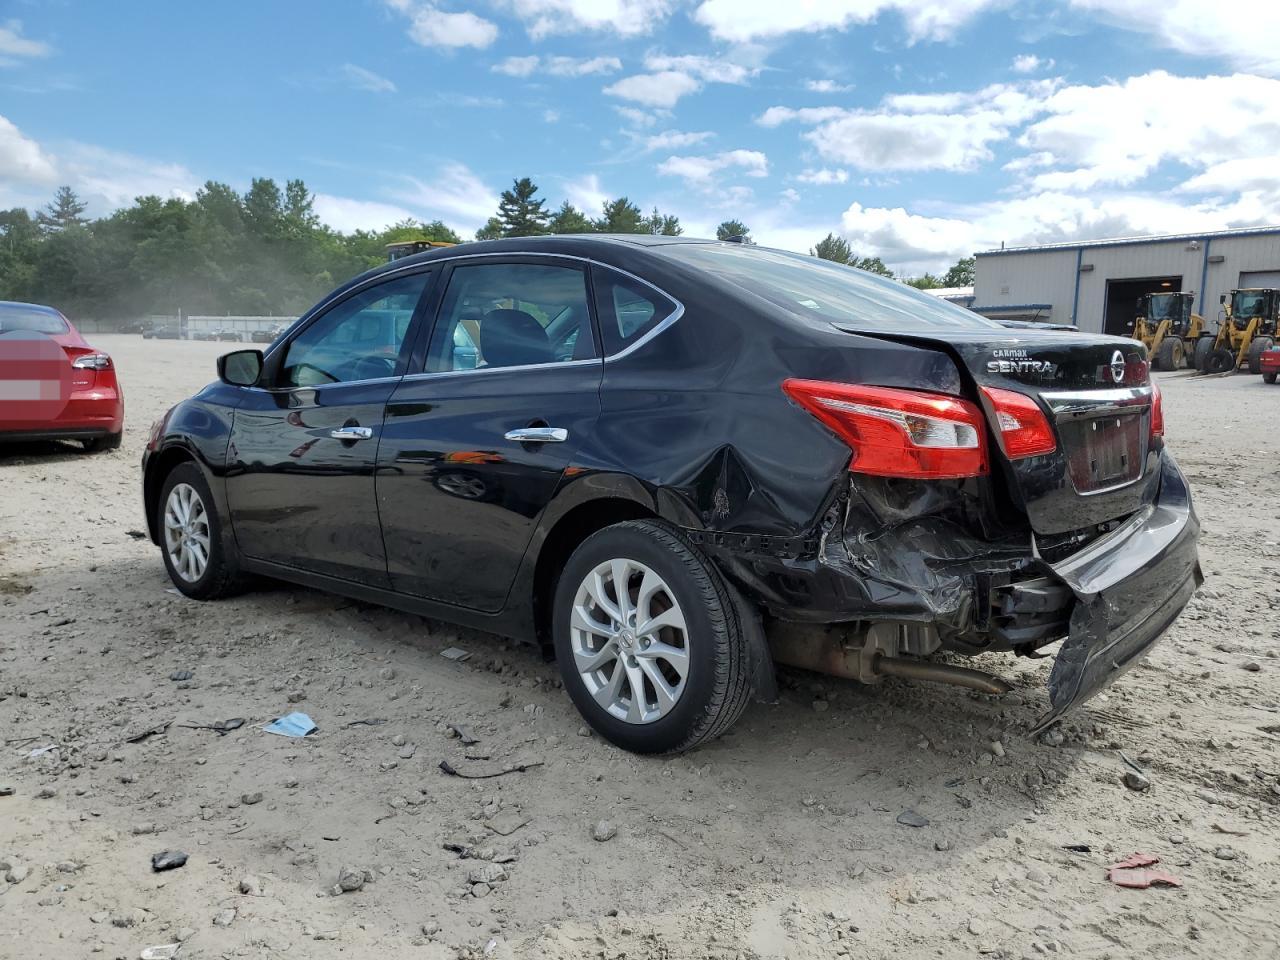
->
2, 1, 1278, 272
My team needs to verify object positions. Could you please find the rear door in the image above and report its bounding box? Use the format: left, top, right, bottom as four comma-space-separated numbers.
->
377, 257, 603, 611
226, 269, 434, 586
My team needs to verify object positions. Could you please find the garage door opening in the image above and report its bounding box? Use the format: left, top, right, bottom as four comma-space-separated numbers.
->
1104, 276, 1183, 337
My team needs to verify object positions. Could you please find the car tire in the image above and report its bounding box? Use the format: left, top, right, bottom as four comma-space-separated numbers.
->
157, 462, 243, 600
1265, 371, 1278, 384
1155, 337, 1180, 371
1205, 347, 1237, 375
552, 519, 752, 754
1247, 336, 1274, 375
83, 432, 122, 453
1193, 336, 1214, 372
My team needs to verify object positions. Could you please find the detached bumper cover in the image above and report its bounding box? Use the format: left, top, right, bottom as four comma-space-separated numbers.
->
1032, 451, 1201, 732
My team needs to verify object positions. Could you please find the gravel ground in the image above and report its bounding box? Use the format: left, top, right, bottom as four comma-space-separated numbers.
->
1, 334, 1277, 959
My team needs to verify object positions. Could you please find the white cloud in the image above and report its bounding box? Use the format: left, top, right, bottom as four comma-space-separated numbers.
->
658, 149, 769, 185
644, 53, 756, 84
604, 70, 701, 107
562, 173, 609, 214
385, 1, 498, 49
641, 129, 714, 152
806, 79, 853, 93
493, 54, 622, 77
1019, 72, 1280, 191
756, 105, 852, 127
0, 20, 51, 60
0, 114, 58, 185
543, 108, 560, 123
694, 0, 1001, 44
614, 105, 660, 127
341, 63, 397, 93
796, 167, 849, 184
1070, 0, 1280, 77
780, 187, 801, 203
396, 162, 498, 232
1010, 53, 1051, 73
313, 194, 419, 232
505, 0, 675, 37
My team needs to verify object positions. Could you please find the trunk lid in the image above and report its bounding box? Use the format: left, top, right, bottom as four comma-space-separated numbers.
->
832, 325, 1160, 536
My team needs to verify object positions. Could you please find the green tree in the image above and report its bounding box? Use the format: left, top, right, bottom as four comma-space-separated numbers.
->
242, 178, 284, 239
811, 232, 853, 263
856, 256, 894, 278
476, 217, 504, 241
642, 206, 682, 236
716, 219, 751, 243
595, 197, 645, 233
36, 186, 88, 234
904, 274, 944, 289
548, 201, 594, 234
942, 256, 975, 287
495, 177, 550, 237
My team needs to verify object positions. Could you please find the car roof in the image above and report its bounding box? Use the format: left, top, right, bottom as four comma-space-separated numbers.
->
0, 300, 66, 316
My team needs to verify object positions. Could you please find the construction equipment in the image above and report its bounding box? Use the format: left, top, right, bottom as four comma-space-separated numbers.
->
385, 238, 456, 262
1195, 288, 1279, 375
1131, 291, 1204, 370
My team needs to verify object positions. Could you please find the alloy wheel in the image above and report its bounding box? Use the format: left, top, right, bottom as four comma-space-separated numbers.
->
569, 557, 690, 724
164, 482, 211, 583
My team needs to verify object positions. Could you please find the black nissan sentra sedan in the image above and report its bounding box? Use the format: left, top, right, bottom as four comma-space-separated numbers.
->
142, 235, 1201, 753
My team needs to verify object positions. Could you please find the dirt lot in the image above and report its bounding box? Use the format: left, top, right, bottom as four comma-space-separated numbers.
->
1, 333, 1278, 959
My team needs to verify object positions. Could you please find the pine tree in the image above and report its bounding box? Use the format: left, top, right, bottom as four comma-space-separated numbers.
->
548, 201, 593, 234
36, 186, 88, 233
495, 177, 549, 237
595, 197, 645, 234
716, 219, 751, 243
642, 206, 682, 236
811, 232, 853, 263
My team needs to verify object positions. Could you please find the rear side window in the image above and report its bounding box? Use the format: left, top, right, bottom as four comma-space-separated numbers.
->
591, 267, 679, 356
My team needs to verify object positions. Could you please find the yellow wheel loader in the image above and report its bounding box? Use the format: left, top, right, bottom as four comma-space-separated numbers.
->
1195, 289, 1280, 375
1131, 292, 1204, 370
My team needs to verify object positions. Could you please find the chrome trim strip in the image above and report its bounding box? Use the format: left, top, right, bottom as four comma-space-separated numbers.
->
1040, 386, 1152, 419
400, 357, 600, 384
1034, 503, 1155, 575
504, 427, 568, 443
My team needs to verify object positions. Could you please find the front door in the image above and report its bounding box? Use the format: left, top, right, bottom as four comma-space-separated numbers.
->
377, 258, 603, 611
225, 270, 434, 586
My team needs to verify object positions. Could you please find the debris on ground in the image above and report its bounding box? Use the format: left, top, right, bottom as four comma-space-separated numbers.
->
592, 820, 617, 842
262, 712, 317, 737
440, 647, 472, 662
180, 718, 244, 735
139, 944, 181, 960
169, 669, 193, 681
438, 759, 544, 779
151, 850, 189, 872
1106, 853, 1182, 889
897, 809, 930, 828
448, 723, 481, 745
126, 720, 173, 743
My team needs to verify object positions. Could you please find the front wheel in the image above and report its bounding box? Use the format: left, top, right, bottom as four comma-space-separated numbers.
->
1265, 371, 1278, 385
1155, 337, 1181, 371
83, 432, 122, 453
157, 462, 243, 600
1247, 336, 1274, 375
1194, 336, 1214, 372
552, 520, 752, 754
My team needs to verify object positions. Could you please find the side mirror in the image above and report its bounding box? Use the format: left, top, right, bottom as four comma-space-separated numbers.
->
218, 349, 263, 387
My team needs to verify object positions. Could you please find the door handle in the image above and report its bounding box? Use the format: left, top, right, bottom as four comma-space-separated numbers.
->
504, 427, 568, 443
329, 426, 373, 441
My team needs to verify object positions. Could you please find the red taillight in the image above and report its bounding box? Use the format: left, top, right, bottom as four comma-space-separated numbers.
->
71, 352, 113, 371
782, 379, 988, 480
1149, 380, 1164, 438
980, 387, 1057, 459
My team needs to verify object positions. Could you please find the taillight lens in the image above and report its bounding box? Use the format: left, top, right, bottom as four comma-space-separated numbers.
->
1149, 381, 1164, 438
71, 352, 113, 371
782, 379, 988, 479
980, 387, 1057, 459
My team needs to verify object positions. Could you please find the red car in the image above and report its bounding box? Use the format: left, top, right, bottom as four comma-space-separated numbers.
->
1261, 346, 1280, 384
0, 300, 124, 451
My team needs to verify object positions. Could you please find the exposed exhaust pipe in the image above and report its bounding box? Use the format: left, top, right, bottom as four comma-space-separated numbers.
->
767, 623, 1012, 696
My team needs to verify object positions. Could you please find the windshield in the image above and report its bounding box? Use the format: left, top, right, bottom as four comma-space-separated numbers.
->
0, 304, 70, 335
1233, 291, 1267, 317
671, 244, 1002, 331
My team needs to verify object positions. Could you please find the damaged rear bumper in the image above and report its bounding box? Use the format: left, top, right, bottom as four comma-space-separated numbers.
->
1031, 451, 1201, 731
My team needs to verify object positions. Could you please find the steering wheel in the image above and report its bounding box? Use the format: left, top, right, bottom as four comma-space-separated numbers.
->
349, 355, 397, 381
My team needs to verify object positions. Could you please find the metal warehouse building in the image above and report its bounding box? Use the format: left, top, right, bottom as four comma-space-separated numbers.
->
972, 226, 1280, 334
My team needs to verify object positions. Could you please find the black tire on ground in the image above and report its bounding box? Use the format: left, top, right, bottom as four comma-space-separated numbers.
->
1265, 371, 1278, 384
1155, 337, 1180, 371
1247, 336, 1274, 375
1184, 339, 1198, 369
83, 432, 122, 453
1194, 336, 1215, 372
156, 461, 244, 600
1205, 347, 1237, 375
552, 519, 752, 754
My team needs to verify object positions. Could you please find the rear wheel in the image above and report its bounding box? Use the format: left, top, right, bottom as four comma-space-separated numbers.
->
1183, 339, 1198, 369
83, 432, 122, 453
1265, 371, 1278, 384
1206, 347, 1237, 375
157, 463, 243, 600
1155, 337, 1181, 371
1194, 336, 1214, 372
1247, 336, 1274, 375
552, 520, 751, 754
